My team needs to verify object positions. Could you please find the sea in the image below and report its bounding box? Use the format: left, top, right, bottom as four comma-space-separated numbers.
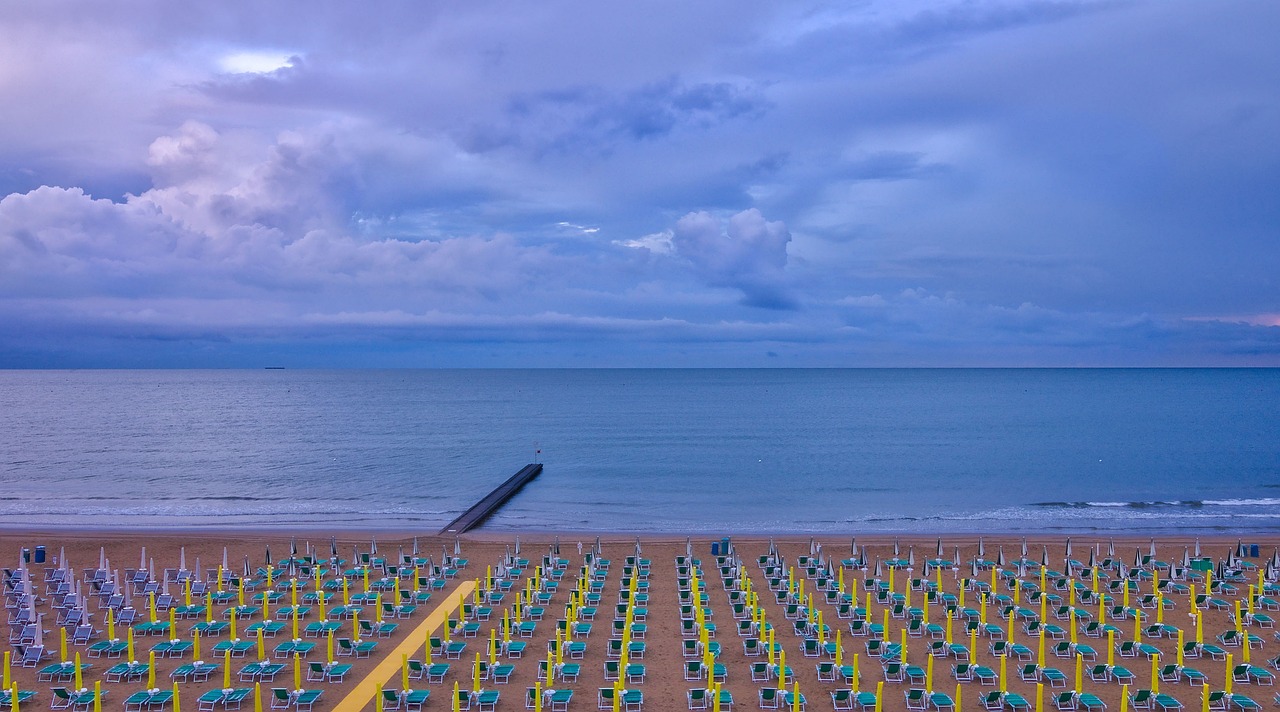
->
1, 369, 1277, 534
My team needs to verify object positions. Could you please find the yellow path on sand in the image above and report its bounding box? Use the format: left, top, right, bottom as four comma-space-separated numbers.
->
331, 580, 477, 712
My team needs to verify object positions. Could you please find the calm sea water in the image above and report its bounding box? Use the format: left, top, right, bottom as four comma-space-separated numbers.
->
1, 369, 1276, 533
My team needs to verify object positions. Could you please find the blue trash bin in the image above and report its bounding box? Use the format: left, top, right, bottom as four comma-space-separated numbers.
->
710, 542, 720, 556
1250, 544, 1259, 557
33, 546, 45, 564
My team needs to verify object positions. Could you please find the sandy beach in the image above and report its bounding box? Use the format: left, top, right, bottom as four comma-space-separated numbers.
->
4, 531, 1277, 712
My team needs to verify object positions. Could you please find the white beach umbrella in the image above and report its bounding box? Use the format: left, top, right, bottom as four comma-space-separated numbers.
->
908, 546, 915, 567
1193, 538, 1201, 557
412, 538, 420, 558
893, 539, 900, 557
1270, 548, 1280, 569
1182, 549, 1190, 567
1149, 539, 1157, 558
148, 557, 155, 582
937, 539, 944, 558
371, 537, 377, 556
99, 547, 106, 572
1041, 547, 1049, 568
1086, 549, 1095, 569
179, 548, 187, 574
954, 547, 962, 570
265, 546, 272, 567
1021, 539, 1028, 558
515, 536, 521, 555
330, 537, 338, 558
1108, 540, 1115, 557
222, 547, 229, 570
59, 547, 67, 572
996, 547, 1005, 568
140, 547, 147, 572
1064, 538, 1072, 558
193, 557, 201, 583
1133, 548, 1142, 568
874, 558, 883, 578
978, 537, 986, 558
34, 612, 44, 649
455, 538, 461, 556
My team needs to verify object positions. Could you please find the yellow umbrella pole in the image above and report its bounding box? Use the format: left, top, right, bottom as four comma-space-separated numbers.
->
74, 652, 82, 690
2, 651, 8, 689
223, 650, 232, 688
193, 630, 201, 661
60, 627, 68, 662
253, 683, 261, 712
147, 650, 156, 689
293, 653, 302, 692
1036, 683, 1044, 712
1120, 686, 1128, 712
94, 681, 101, 712
172, 683, 180, 712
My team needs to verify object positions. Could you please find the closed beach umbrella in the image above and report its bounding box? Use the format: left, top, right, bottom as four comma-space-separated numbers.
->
1041, 547, 1049, 568
99, 547, 106, 572
1064, 538, 1071, 558
996, 548, 1005, 568
894, 539, 900, 557
978, 538, 985, 559
265, 547, 272, 567
937, 539, 944, 558
1193, 539, 1200, 557
1021, 539, 1028, 559
908, 547, 915, 567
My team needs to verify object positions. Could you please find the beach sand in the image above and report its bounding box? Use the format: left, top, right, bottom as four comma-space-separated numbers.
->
3, 531, 1276, 712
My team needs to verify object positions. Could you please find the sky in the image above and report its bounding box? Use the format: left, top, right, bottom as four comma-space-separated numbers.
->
1, 0, 1278, 367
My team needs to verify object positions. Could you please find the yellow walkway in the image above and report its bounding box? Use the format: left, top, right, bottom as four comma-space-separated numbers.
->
331, 580, 477, 712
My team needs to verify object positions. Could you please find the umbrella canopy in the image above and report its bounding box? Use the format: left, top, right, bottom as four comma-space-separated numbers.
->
893, 538, 900, 557
1193, 538, 1201, 557
265, 547, 272, 567
996, 547, 1005, 568
1041, 547, 1049, 568
908, 547, 915, 567
1020, 539, 1028, 558
937, 539, 944, 557
1064, 538, 1072, 557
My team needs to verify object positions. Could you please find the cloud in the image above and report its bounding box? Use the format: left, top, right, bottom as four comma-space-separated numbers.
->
669, 208, 795, 309
2, 1, 1279, 366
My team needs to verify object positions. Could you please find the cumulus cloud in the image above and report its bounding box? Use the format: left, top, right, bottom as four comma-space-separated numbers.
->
669, 208, 794, 309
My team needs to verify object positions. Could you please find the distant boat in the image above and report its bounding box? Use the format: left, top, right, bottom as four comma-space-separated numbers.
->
264, 366, 286, 370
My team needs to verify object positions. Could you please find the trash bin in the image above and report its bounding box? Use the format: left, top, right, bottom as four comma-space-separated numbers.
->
33, 546, 45, 564
1190, 557, 1213, 572
1250, 544, 1259, 558
710, 542, 720, 556
721, 537, 731, 556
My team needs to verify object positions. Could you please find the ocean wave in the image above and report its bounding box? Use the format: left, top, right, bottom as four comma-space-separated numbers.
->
1033, 498, 1280, 509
